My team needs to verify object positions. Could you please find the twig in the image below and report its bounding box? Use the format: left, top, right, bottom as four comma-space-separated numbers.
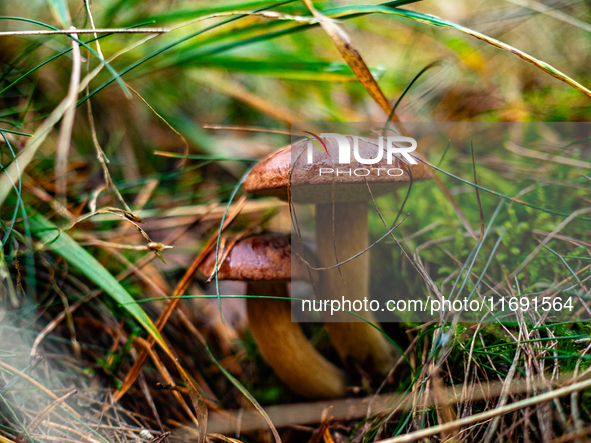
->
482, 326, 522, 443
133, 337, 198, 427
55, 26, 81, 206
202, 124, 291, 135
505, 140, 591, 169
376, 377, 591, 443
114, 196, 247, 402
0, 28, 168, 36
0, 361, 80, 419
15, 390, 78, 443
202, 373, 583, 434
28, 203, 212, 358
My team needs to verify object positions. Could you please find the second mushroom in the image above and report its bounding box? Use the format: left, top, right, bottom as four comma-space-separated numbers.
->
199, 232, 347, 399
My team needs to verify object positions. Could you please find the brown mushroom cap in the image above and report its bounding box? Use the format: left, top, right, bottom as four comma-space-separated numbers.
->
200, 233, 345, 398
199, 233, 314, 282
244, 136, 432, 204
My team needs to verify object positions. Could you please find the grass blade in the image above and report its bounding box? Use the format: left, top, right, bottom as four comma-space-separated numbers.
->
0, 16, 130, 97
29, 212, 210, 440
363, 5, 591, 98
29, 213, 161, 344
77, 1, 296, 105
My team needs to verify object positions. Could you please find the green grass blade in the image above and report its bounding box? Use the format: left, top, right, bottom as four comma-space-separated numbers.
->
201, 342, 281, 442
358, 5, 591, 98
77, 1, 296, 105
148, 1, 416, 72
118, 0, 292, 26
0, 22, 155, 95
77, 0, 420, 102
28, 213, 164, 347
162, 2, 590, 98
167, 57, 384, 81
0, 16, 130, 97
0, 128, 32, 137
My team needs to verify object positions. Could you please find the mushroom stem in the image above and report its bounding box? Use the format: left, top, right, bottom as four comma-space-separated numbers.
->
315, 201, 396, 375
246, 281, 347, 399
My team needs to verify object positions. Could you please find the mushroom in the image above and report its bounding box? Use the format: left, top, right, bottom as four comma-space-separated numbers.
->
244, 136, 431, 376
199, 232, 347, 399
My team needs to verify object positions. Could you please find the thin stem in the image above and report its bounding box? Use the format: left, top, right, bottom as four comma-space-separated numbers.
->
0, 28, 168, 36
